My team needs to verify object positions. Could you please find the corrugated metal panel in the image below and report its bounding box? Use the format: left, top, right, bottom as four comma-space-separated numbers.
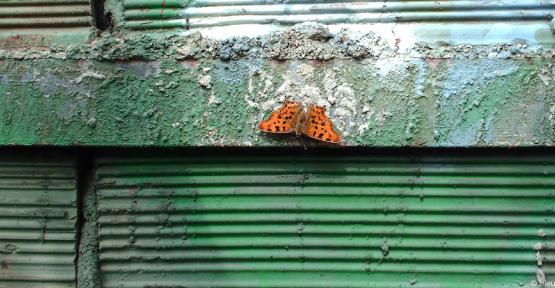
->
96, 153, 554, 288
0, 0, 91, 29
121, 0, 555, 30
0, 156, 77, 288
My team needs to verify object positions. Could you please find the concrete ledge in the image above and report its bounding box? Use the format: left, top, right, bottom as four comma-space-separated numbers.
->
0, 57, 553, 147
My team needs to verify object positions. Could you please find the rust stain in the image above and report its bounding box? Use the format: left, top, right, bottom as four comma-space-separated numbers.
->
128, 187, 137, 196
270, 59, 288, 67
309, 59, 325, 67
412, 138, 428, 147
160, 0, 167, 17
426, 58, 441, 68
181, 59, 198, 68
1, 261, 8, 270
0, 35, 49, 50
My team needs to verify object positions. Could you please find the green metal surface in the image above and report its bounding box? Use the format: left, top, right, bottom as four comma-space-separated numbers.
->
0, 0, 91, 27
96, 152, 554, 288
0, 154, 77, 288
0, 0, 92, 48
115, 0, 555, 31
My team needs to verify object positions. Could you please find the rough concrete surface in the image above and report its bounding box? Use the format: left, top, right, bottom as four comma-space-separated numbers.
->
0, 23, 553, 147
77, 177, 101, 288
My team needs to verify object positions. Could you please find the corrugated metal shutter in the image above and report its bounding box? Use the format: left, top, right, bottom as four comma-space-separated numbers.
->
121, 0, 555, 30
96, 152, 554, 288
0, 155, 77, 288
0, 0, 91, 29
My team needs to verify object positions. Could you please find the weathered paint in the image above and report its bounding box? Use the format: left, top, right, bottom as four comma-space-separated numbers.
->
115, 0, 555, 43
0, 0, 93, 48
0, 154, 77, 288
0, 0, 91, 28
0, 53, 553, 147
107, 0, 555, 49
0, 2, 553, 147
95, 152, 555, 288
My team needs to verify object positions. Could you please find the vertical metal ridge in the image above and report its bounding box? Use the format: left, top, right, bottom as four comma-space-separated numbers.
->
96, 153, 554, 288
0, 156, 77, 288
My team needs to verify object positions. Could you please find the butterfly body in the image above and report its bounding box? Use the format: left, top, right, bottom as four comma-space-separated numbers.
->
258, 100, 341, 143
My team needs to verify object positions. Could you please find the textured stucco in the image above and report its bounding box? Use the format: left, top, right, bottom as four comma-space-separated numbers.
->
0, 58, 553, 147
0, 23, 554, 147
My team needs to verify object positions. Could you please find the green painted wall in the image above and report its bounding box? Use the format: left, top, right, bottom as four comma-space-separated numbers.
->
95, 152, 555, 288
0, 57, 553, 147
0, 24, 554, 147
0, 155, 77, 288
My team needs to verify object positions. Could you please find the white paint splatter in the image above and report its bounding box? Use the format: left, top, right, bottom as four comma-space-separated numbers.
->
208, 91, 222, 105
537, 269, 546, 286
549, 105, 555, 123
72, 71, 106, 84
536, 251, 543, 266
198, 74, 212, 89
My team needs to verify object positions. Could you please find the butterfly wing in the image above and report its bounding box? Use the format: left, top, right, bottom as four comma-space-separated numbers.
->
302, 104, 341, 143
258, 101, 303, 133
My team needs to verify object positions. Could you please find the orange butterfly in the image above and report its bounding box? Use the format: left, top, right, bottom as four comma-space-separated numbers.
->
258, 100, 341, 143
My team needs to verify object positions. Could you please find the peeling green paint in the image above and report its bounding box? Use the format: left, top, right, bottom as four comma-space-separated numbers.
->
0, 56, 553, 147
0, 22, 553, 147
